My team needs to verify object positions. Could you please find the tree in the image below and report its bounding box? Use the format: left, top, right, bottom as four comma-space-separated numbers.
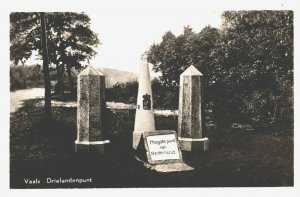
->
147, 11, 293, 131
147, 26, 221, 110
10, 12, 100, 97
10, 12, 52, 118
211, 11, 293, 128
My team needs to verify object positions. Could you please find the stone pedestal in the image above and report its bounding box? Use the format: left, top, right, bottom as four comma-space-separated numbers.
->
133, 56, 155, 149
178, 65, 209, 151
75, 140, 110, 154
178, 137, 209, 151
75, 65, 110, 154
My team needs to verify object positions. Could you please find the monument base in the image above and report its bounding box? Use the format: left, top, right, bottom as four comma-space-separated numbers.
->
178, 137, 209, 151
132, 131, 144, 150
134, 156, 194, 173
75, 140, 110, 155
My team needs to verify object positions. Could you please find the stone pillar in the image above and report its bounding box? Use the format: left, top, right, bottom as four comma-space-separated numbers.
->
133, 56, 155, 149
178, 65, 209, 151
75, 65, 110, 154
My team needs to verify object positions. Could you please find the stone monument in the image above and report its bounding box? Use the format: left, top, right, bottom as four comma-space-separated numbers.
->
178, 65, 209, 151
75, 65, 110, 154
133, 56, 155, 149
132, 57, 193, 172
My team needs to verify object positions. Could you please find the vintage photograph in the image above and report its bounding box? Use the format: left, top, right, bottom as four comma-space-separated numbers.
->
9, 4, 293, 189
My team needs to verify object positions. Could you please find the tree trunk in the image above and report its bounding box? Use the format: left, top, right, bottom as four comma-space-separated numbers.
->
56, 27, 66, 98
67, 67, 76, 98
40, 12, 51, 119
56, 64, 65, 97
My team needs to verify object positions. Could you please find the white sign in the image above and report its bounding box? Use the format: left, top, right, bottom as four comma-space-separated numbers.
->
146, 134, 180, 161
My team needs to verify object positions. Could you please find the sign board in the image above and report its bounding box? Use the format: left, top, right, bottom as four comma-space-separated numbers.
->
143, 130, 183, 164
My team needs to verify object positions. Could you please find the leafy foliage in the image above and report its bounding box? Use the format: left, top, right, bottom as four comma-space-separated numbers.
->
10, 12, 100, 95
10, 65, 44, 91
212, 11, 293, 128
147, 26, 221, 109
147, 11, 293, 130
106, 79, 176, 109
10, 12, 99, 66
106, 81, 138, 104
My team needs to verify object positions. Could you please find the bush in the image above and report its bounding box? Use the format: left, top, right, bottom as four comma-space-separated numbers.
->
106, 81, 138, 104
106, 78, 178, 110
10, 65, 44, 91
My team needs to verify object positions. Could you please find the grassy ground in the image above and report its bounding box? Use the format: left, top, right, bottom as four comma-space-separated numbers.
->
10, 98, 293, 188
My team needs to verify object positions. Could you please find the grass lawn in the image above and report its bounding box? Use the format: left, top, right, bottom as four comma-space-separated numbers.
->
10, 98, 293, 188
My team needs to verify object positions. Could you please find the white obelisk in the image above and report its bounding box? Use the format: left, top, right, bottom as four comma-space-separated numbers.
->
132, 55, 155, 149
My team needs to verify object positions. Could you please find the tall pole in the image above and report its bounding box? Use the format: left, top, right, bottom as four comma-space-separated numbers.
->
40, 12, 52, 119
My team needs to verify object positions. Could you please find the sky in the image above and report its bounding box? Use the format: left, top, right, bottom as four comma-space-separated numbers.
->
21, 1, 224, 76
86, 6, 222, 73
22, 2, 223, 75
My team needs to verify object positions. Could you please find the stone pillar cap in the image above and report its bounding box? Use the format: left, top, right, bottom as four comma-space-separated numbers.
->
181, 65, 203, 76
78, 65, 104, 76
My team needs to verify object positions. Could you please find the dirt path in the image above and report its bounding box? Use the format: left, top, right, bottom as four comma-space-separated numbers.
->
10, 88, 45, 113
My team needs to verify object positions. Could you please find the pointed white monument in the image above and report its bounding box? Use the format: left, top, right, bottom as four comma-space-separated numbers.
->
178, 65, 209, 151
133, 59, 194, 172
132, 56, 155, 149
75, 65, 110, 154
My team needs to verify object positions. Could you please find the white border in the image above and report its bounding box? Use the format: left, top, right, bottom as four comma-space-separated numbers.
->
1, 0, 299, 197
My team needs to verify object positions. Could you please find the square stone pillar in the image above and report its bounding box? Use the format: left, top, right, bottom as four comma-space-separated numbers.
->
178, 65, 209, 151
75, 65, 110, 154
